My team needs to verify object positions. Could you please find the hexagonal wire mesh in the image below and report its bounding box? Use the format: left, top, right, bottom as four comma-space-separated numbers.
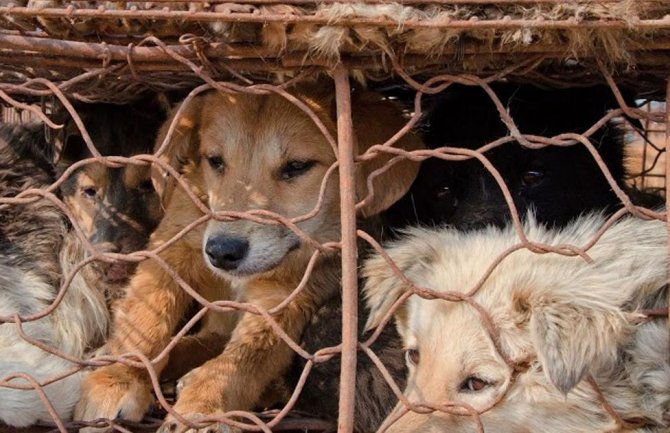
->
0, 68, 666, 433
0, 2, 668, 433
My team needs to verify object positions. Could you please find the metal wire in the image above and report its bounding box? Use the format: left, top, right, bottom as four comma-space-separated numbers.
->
0, 1, 668, 103
0, 2, 668, 433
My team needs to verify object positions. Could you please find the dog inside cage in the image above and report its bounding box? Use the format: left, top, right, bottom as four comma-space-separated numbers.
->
0, 98, 166, 428
1, 78, 667, 433
0, 1, 669, 433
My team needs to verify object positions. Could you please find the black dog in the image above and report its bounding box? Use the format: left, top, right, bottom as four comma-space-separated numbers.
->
385, 84, 635, 230
289, 84, 655, 432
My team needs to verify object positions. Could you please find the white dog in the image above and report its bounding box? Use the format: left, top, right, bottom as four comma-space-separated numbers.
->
0, 240, 108, 427
363, 213, 670, 433
0, 125, 109, 427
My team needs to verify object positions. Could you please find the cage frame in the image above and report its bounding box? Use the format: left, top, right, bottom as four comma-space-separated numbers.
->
0, 1, 668, 433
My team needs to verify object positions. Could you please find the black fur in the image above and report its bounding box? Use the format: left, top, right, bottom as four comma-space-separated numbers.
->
0, 97, 167, 308
288, 290, 405, 433
54, 98, 167, 289
386, 84, 633, 230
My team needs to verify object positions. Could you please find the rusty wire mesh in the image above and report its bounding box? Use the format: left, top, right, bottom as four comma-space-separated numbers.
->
0, 0, 669, 103
0, 63, 668, 433
0, 2, 668, 433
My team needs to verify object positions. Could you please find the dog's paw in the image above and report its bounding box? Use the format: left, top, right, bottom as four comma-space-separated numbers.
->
159, 413, 241, 433
74, 365, 153, 433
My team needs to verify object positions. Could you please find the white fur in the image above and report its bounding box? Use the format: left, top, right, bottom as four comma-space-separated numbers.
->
0, 234, 109, 427
364, 213, 670, 432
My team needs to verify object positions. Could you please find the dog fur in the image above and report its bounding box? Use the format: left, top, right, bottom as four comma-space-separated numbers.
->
364, 213, 670, 433
385, 84, 649, 230
74, 84, 422, 432
0, 99, 165, 427
56, 99, 166, 306
0, 124, 107, 427
290, 83, 653, 432
288, 288, 407, 432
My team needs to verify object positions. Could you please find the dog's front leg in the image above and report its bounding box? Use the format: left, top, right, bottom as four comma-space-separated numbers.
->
75, 250, 197, 431
158, 292, 310, 433
161, 330, 232, 383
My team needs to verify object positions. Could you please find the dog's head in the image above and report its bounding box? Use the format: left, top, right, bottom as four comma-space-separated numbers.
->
363, 214, 667, 432
385, 85, 632, 230
155, 86, 423, 280
57, 98, 167, 285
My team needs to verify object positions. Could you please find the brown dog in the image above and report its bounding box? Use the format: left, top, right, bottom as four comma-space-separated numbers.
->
74, 83, 422, 432
56, 100, 167, 306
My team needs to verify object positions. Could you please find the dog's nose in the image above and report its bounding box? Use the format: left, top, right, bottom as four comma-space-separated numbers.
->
205, 236, 249, 271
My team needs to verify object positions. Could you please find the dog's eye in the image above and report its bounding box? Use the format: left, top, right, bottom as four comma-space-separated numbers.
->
459, 376, 491, 393
207, 155, 226, 172
81, 187, 98, 199
280, 160, 316, 180
521, 169, 544, 186
405, 348, 420, 366
434, 185, 452, 200
137, 180, 154, 193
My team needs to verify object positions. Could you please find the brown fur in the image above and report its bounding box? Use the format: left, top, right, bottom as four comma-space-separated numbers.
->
56, 99, 167, 306
0, 98, 167, 426
74, 83, 422, 432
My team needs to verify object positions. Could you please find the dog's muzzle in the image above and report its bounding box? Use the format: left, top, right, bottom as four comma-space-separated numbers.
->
205, 235, 250, 271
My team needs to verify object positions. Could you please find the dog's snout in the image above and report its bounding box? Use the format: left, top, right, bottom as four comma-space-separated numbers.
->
205, 236, 249, 271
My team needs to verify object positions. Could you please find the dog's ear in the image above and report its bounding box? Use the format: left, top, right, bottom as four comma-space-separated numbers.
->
295, 86, 422, 217
151, 95, 206, 205
528, 295, 631, 395
352, 91, 424, 217
54, 106, 94, 168
527, 217, 667, 395
363, 228, 436, 334
362, 252, 409, 334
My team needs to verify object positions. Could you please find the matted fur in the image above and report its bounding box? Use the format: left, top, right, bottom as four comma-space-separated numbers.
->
364, 213, 669, 432
263, 0, 661, 62
8, 1, 667, 63
0, 124, 108, 427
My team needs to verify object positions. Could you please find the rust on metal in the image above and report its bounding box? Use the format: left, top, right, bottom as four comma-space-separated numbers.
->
0, 1, 668, 432
334, 63, 358, 433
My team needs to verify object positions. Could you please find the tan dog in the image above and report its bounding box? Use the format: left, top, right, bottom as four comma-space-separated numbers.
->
74, 84, 422, 432
363, 213, 670, 433
56, 100, 166, 305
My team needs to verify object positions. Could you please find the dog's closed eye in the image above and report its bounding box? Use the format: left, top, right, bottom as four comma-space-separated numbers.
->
279, 159, 316, 180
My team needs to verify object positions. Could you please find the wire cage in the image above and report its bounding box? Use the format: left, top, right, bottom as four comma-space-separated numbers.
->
0, 1, 669, 433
